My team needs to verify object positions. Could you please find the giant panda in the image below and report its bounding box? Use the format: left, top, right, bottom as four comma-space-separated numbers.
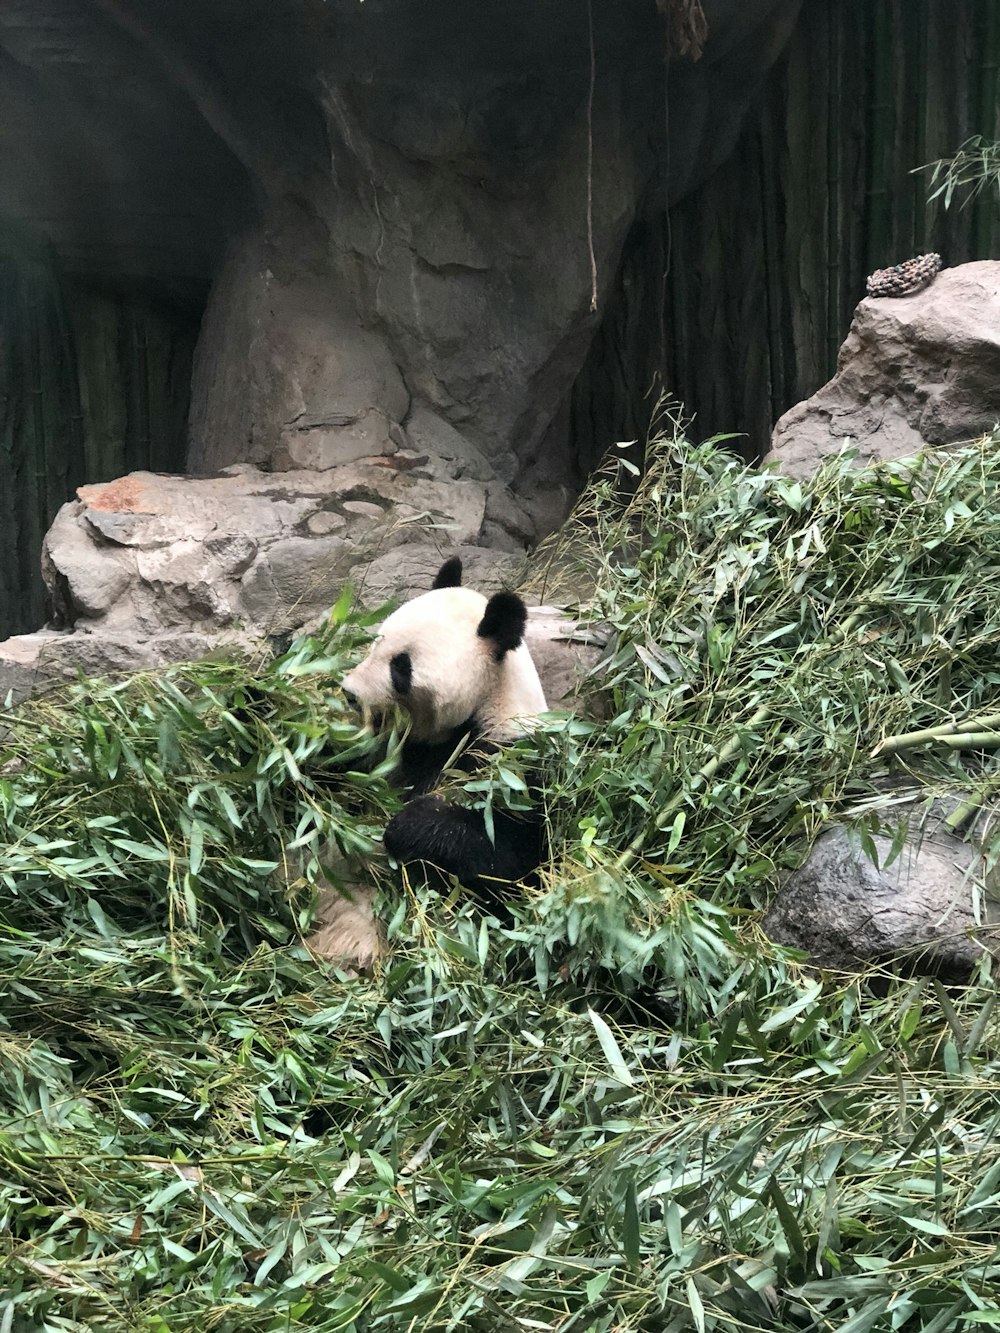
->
341, 555, 548, 902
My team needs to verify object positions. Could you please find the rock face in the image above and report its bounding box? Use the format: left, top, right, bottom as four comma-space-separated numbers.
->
41, 456, 524, 637
0, 0, 801, 521
188, 0, 802, 527
0, 456, 607, 713
767, 262, 1000, 477
764, 811, 1000, 978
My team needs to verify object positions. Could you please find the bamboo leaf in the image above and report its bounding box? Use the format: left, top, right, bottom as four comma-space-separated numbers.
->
587, 1008, 635, 1087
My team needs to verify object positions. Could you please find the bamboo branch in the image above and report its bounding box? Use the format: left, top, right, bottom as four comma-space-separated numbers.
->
933, 732, 1000, 749
872, 713, 1000, 757
615, 599, 880, 873
944, 794, 985, 832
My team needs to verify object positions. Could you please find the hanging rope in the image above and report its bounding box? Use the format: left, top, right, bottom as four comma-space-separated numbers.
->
586, 0, 598, 312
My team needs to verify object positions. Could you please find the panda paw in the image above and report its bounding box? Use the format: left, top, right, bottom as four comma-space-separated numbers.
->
383, 795, 452, 863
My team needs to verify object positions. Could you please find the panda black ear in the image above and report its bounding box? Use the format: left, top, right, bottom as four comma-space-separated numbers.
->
432, 556, 463, 589
477, 591, 527, 660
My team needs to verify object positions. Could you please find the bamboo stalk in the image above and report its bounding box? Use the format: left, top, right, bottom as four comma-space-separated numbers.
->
945, 793, 985, 832
872, 713, 1000, 757
944, 752, 1000, 831
934, 732, 1000, 750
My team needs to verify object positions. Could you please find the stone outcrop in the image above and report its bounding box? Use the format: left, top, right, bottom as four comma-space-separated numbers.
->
1, 0, 801, 512
767, 262, 1000, 477
189, 0, 802, 519
764, 801, 1000, 978
40, 455, 522, 636
0, 455, 606, 713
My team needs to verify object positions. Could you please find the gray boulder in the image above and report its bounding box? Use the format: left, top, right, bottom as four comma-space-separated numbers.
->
767, 261, 1000, 478
176, 1, 802, 503
0, 625, 257, 712
41, 457, 510, 638
0, 454, 509, 704
764, 813, 1000, 977
0, 452, 607, 714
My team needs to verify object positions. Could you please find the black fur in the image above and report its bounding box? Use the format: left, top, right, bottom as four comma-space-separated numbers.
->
384, 793, 543, 906
395, 718, 484, 795
432, 556, 464, 589
477, 591, 527, 660
389, 651, 412, 695
386, 717, 543, 906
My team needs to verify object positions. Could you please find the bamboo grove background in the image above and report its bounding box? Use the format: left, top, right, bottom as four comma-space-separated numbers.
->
572, 0, 1000, 475
3, 0, 1000, 638
0, 224, 196, 638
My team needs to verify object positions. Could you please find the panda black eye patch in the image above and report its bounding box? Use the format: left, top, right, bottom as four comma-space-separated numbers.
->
390, 652, 413, 695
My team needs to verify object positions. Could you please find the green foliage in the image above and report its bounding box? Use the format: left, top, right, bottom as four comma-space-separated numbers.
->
918, 135, 1000, 211
3, 429, 1000, 1329
0, 598, 398, 955
517, 425, 1000, 1007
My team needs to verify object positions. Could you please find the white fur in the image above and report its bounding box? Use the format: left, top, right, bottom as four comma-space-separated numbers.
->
342, 586, 547, 742
304, 884, 383, 972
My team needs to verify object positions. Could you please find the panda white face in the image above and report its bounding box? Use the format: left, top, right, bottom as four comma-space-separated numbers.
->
342, 572, 547, 745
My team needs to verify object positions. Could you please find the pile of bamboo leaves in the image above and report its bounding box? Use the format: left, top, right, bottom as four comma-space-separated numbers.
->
2, 428, 1000, 1331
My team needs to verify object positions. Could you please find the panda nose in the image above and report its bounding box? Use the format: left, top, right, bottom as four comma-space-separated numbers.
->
343, 687, 359, 710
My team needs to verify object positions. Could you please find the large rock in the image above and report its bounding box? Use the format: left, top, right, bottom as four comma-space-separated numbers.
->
190, 0, 800, 513
39, 455, 524, 639
0, 454, 606, 711
0, 0, 803, 650
764, 811, 1000, 978
767, 262, 1000, 477
189, 232, 414, 474
0, 0, 800, 508
0, 626, 258, 711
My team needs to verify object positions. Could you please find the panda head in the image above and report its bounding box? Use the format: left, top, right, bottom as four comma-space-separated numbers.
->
342, 557, 547, 743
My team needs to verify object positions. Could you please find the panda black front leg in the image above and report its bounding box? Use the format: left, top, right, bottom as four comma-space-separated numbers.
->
383, 795, 541, 899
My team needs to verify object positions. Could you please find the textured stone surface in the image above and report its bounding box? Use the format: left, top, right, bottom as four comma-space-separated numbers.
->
0, 0, 802, 594
0, 627, 255, 710
524, 608, 606, 716
354, 546, 525, 607
190, 237, 413, 474
764, 815, 1000, 978
42, 518, 133, 618
0, 0, 795, 498
3, 453, 606, 719
767, 262, 1000, 477
39, 458, 514, 638
182, 0, 800, 495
